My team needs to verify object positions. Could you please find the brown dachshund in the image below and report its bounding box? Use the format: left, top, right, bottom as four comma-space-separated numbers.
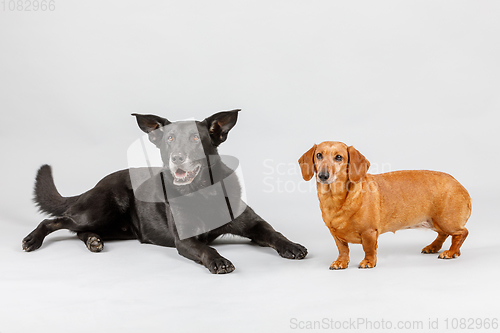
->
298, 141, 471, 269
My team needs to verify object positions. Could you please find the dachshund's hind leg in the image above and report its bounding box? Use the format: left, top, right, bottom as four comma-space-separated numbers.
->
421, 232, 448, 254
438, 228, 468, 259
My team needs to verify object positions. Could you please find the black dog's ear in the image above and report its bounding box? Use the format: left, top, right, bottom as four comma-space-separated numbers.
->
203, 109, 241, 147
131, 113, 171, 147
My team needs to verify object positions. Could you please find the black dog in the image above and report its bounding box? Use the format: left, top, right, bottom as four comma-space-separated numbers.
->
23, 110, 307, 274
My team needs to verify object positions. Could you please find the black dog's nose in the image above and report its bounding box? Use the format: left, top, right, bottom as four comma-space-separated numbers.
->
171, 153, 186, 165
318, 171, 329, 182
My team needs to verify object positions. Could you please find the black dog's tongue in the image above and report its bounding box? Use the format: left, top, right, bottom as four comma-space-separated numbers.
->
175, 169, 187, 177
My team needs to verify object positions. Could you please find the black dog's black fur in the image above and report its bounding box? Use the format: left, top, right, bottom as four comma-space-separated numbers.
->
23, 110, 307, 274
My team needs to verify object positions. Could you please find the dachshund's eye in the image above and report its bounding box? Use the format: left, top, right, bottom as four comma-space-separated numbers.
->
168, 135, 175, 142
192, 134, 200, 141
316, 153, 323, 160
335, 155, 343, 162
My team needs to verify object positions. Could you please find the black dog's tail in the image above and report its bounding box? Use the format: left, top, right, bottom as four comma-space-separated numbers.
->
33, 165, 80, 216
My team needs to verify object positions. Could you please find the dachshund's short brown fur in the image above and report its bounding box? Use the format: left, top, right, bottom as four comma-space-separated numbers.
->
299, 141, 471, 269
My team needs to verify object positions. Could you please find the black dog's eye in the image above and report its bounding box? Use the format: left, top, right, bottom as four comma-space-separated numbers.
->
192, 134, 200, 141
335, 155, 343, 162
168, 135, 175, 142
316, 153, 323, 160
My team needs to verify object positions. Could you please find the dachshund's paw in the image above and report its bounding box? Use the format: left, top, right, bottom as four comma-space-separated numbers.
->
358, 259, 376, 269
329, 260, 349, 270
208, 258, 235, 274
22, 233, 43, 252
421, 245, 441, 254
277, 242, 308, 260
438, 250, 460, 259
86, 236, 103, 252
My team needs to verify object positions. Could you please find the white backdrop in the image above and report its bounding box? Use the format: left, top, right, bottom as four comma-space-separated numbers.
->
1, 1, 499, 332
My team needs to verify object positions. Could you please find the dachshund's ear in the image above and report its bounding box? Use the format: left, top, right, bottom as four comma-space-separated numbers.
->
347, 146, 370, 183
298, 144, 317, 181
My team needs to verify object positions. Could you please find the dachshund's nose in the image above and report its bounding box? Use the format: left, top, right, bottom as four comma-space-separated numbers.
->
171, 153, 186, 165
318, 171, 329, 181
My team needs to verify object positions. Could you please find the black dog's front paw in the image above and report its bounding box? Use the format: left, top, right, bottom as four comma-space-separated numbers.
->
22, 233, 43, 252
277, 242, 308, 260
207, 257, 235, 274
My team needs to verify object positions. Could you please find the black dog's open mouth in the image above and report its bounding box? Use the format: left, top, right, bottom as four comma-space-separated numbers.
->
172, 165, 201, 186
